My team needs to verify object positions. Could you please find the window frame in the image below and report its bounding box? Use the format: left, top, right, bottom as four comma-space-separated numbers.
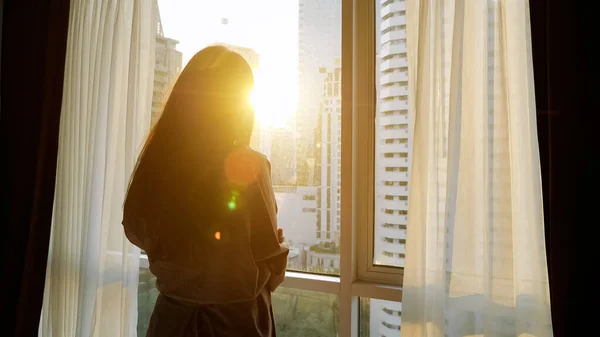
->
138, 0, 403, 335
353, 0, 405, 286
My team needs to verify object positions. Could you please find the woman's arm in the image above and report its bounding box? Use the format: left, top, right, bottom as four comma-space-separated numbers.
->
248, 153, 289, 290
265, 249, 288, 291
248, 155, 289, 260
265, 228, 288, 291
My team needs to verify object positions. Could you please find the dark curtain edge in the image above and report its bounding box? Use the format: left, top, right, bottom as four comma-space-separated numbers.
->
531, 1, 597, 337
0, 0, 71, 336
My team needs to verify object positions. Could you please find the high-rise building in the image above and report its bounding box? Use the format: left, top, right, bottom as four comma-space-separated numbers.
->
273, 185, 318, 269
370, 0, 409, 335
297, 0, 341, 186
368, 300, 403, 337
374, 0, 410, 269
151, 3, 183, 126
290, 63, 343, 275
315, 64, 342, 245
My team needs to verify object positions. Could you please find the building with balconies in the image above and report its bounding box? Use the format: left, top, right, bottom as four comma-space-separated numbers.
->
151, 8, 182, 127
375, 0, 410, 270
371, 1, 409, 334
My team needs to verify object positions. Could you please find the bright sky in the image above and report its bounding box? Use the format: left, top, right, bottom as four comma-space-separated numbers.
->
159, 0, 299, 128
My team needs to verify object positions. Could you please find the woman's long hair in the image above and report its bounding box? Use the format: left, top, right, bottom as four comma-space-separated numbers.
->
124, 46, 255, 251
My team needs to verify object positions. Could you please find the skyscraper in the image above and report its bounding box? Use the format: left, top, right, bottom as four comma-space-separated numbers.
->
151, 4, 183, 127
370, 0, 409, 335
368, 300, 402, 337
374, 0, 410, 268
273, 185, 318, 270
315, 63, 341, 245
297, 0, 341, 186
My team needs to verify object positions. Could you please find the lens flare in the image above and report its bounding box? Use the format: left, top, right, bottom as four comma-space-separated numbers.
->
249, 69, 296, 128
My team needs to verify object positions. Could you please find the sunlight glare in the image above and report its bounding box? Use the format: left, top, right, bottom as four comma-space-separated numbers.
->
249, 68, 296, 129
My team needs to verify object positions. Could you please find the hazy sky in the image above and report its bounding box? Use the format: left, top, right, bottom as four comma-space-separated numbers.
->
158, 0, 299, 126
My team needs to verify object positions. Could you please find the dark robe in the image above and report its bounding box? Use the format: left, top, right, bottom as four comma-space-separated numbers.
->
123, 147, 288, 337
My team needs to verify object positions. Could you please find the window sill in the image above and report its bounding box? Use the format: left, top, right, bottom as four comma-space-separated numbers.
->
281, 271, 340, 294
282, 271, 402, 301
139, 255, 402, 301
350, 280, 402, 302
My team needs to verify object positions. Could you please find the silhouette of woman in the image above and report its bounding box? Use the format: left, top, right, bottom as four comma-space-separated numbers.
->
123, 45, 288, 337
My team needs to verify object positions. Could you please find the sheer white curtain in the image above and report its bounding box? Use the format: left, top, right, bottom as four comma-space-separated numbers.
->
403, 0, 553, 336
40, 0, 155, 336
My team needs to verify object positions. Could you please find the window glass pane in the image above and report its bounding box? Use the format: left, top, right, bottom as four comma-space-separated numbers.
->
374, 0, 411, 267
273, 287, 339, 337
287, 0, 342, 275
359, 298, 403, 337
154, 0, 341, 276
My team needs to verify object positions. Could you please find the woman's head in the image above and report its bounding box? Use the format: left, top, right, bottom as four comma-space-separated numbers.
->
152, 45, 255, 150
125, 46, 256, 217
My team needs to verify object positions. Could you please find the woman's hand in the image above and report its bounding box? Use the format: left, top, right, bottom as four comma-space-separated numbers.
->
277, 228, 285, 244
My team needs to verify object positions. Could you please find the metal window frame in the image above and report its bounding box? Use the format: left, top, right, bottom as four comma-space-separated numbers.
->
352, 0, 405, 287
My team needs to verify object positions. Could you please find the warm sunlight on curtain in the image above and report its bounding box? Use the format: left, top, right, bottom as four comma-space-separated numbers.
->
402, 0, 553, 336
40, 0, 155, 336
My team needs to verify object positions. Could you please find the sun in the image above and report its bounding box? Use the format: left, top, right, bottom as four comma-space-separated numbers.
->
249, 68, 296, 129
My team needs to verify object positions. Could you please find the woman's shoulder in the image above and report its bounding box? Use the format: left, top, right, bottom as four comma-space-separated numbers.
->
238, 146, 272, 172
224, 146, 271, 187
242, 146, 266, 160
248, 148, 271, 166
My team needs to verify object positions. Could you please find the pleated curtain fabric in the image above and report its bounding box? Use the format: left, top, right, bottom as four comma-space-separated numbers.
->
40, 0, 155, 336
402, 0, 553, 336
